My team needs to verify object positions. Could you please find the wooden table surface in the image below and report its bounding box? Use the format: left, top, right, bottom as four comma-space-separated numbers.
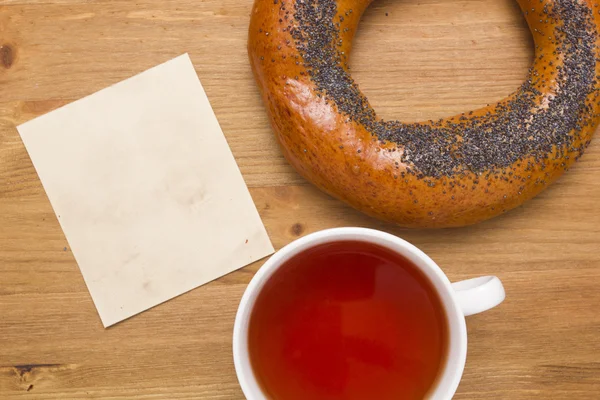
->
1, 0, 600, 398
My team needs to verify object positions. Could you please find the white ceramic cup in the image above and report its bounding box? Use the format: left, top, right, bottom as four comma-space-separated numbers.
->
233, 227, 506, 400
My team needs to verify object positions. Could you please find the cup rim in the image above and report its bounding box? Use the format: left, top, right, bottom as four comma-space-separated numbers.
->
233, 227, 467, 400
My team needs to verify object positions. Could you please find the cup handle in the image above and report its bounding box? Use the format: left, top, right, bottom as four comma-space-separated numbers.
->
451, 276, 505, 317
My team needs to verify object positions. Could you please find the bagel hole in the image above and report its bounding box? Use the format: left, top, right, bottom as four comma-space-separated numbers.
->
350, 0, 534, 122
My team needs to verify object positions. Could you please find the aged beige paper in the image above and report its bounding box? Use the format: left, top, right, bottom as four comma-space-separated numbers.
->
18, 54, 274, 327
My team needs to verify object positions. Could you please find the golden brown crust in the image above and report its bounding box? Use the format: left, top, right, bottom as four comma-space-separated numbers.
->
249, 0, 600, 228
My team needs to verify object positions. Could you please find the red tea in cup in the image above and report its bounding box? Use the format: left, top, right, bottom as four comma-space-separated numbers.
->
248, 240, 448, 399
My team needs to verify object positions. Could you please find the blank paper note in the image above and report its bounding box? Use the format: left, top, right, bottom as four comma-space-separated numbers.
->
17, 54, 274, 327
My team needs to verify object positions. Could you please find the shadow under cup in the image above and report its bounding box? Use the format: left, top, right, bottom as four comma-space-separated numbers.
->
233, 228, 468, 400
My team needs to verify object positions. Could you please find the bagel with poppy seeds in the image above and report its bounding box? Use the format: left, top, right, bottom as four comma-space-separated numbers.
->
248, 0, 600, 228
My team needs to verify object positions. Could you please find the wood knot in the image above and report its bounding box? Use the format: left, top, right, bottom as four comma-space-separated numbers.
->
290, 222, 304, 236
1, 44, 15, 69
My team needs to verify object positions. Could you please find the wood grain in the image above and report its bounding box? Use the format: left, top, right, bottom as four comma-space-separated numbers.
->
1, 0, 599, 398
